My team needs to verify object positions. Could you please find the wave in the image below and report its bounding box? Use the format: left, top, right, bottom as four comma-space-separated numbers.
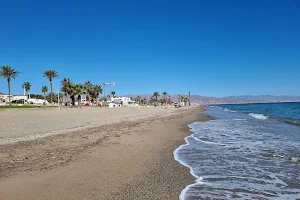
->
173, 135, 206, 200
209, 106, 222, 109
191, 135, 226, 146
224, 108, 237, 113
233, 118, 247, 121
249, 113, 268, 120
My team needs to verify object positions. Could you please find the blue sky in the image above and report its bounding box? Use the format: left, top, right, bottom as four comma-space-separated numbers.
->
1, 0, 299, 97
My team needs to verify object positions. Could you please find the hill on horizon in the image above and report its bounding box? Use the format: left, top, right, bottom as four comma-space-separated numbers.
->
226, 95, 300, 102
124, 94, 300, 104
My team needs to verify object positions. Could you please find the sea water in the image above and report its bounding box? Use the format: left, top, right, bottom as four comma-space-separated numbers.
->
174, 102, 300, 200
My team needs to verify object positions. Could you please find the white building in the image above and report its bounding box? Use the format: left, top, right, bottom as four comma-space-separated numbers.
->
110, 97, 136, 107
0, 94, 49, 105
27, 98, 50, 105
0, 94, 27, 102
111, 97, 131, 103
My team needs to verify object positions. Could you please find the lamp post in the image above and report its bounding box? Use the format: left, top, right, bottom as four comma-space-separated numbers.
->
23, 87, 25, 105
102, 82, 115, 100
188, 91, 191, 106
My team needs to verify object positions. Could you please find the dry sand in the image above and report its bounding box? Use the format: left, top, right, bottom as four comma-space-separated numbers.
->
1, 106, 192, 145
0, 106, 211, 200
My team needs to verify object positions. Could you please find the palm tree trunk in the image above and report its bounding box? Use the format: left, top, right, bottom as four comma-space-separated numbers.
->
78, 95, 81, 108
8, 79, 11, 105
44, 93, 46, 105
50, 80, 53, 105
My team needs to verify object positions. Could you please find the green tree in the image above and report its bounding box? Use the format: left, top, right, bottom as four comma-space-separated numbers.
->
0, 65, 20, 104
162, 92, 168, 105
56, 93, 63, 105
141, 98, 147, 105
149, 97, 155, 105
152, 92, 160, 104
135, 96, 141, 105
84, 81, 93, 103
184, 97, 188, 106
180, 95, 185, 105
92, 84, 102, 105
22, 82, 31, 100
43, 69, 58, 105
41, 86, 48, 104
61, 78, 73, 106
73, 83, 84, 107
111, 91, 116, 98
168, 95, 171, 105
30, 94, 44, 99
46, 92, 57, 104
64, 83, 78, 107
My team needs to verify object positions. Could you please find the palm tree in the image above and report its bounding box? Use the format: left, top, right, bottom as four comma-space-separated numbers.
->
152, 92, 160, 104
181, 95, 185, 103
63, 82, 79, 107
57, 92, 63, 105
41, 86, 48, 104
84, 81, 93, 103
74, 83, 84, 107
43, 69, 58, 105
184, 97, 188, 106
68, 84, 76, 107
92, 84, 102, 105
61, 78, 73, 106
111, 91, 116, 98
22, 82, 31, 100
162, 92, 168, 105
141, 98, 147, 105
0, 65, 20, 105
134, 96, 141, 105
188, 91, 191, 106
149, 97, 155, 105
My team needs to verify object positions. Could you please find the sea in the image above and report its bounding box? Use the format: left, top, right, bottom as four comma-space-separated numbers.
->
174, 102, 300, 200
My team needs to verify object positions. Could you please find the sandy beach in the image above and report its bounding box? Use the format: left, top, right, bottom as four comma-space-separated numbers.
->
0, 106, 194, 145
0, 106, 211, 200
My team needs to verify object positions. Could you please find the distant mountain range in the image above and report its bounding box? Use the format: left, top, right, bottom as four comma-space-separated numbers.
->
1, 91, 300, 104
226, 95, 300, 102
125, 94, 300, 104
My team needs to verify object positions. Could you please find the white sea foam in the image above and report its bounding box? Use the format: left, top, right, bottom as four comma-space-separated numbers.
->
209, 106, 222, 109
191, 135, 226, 146
224, 108, 237, 113
234, 118, 247, 121
173, 135, 206, 200
249, 113, 268, 120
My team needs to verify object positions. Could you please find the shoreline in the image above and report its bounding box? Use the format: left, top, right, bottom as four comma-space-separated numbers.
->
0, 106, 212, 200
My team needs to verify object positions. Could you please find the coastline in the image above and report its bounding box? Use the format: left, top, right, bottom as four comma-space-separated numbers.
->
0, 106, 212, 200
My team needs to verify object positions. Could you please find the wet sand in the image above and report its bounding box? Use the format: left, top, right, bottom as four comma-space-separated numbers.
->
0, 106, 211, 200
